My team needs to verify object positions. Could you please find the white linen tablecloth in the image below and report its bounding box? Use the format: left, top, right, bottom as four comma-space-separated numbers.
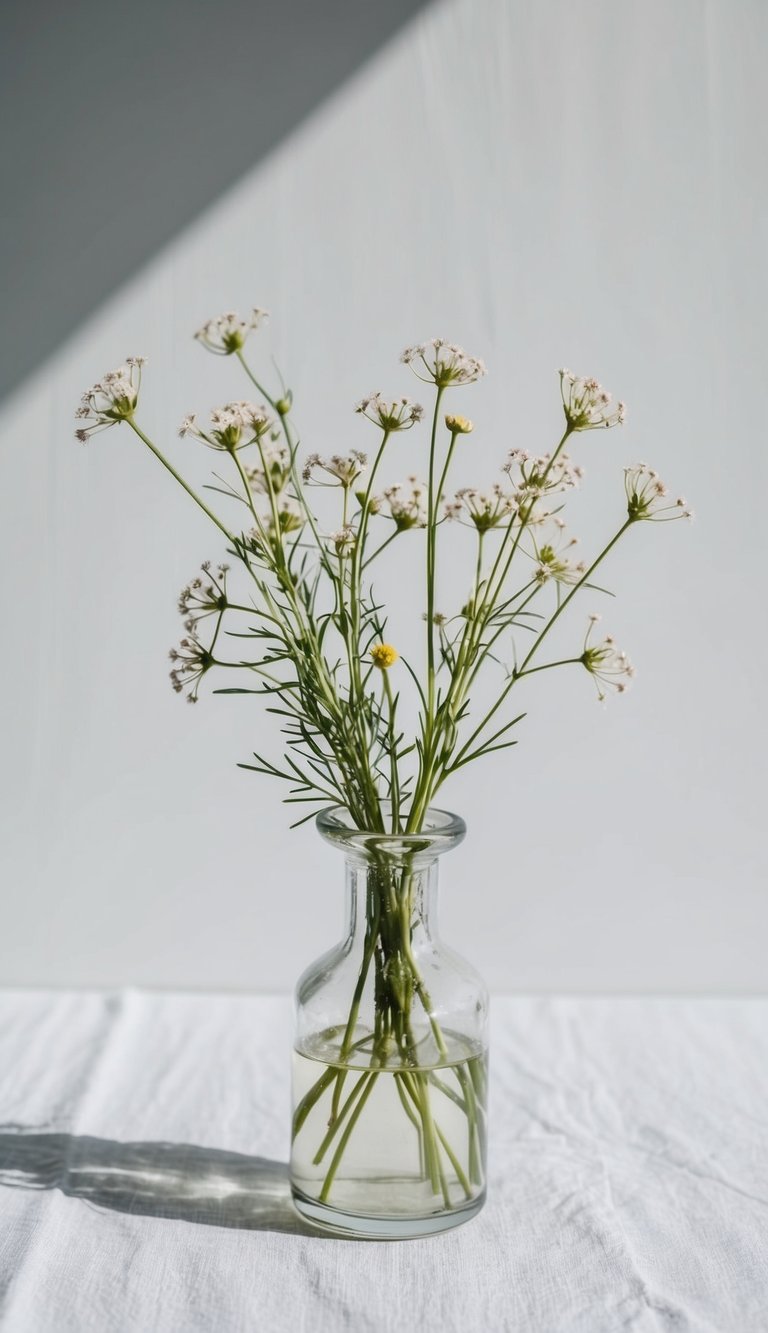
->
1, 991, 766, 1332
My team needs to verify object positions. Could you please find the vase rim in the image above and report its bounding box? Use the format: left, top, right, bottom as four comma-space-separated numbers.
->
316, 804, 466, 860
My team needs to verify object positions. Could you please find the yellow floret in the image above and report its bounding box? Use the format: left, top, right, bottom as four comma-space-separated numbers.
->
370, 643, 399, 670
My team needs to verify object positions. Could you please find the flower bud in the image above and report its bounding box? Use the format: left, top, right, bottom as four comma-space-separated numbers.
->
445, 413, 474, 435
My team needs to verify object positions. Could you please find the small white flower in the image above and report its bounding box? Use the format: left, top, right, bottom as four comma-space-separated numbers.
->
401, 339, 487, 387
194, 308, 269, 355
529, 524, 585, 586
75, 358, 145, 441
446, 484, 517, 532
354, 393, 424, 431
502, 449, 584, 507
180, 401, 273, 452
169, 631, 214, 703
302, 452, 367, 486
624, 463, 693, 522
580, 619, 636, 701
383, 476, 428, 530
559, 369, 626, 431
328, 525, 357, 555
177, 563, 230, 632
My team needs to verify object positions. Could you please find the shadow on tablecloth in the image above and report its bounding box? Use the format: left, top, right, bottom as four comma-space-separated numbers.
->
0, 1126, 328, 1237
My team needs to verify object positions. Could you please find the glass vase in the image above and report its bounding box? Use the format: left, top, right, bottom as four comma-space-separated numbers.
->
290, 806, 488, 1239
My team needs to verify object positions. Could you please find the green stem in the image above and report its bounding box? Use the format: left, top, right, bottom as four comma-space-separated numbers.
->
312, 1071, 370, 1165
382, 671, 400, 832
362, 527, 399, 570
425, 387, 445, 723
400, 1071, 441, 1195
319, 1073, 379, 1203
292, 1067, 337, 1140
516, 656, 581, 678
394, 1073, 426, 1175
434, 1122, 472, 1200
127, 420, 234, 542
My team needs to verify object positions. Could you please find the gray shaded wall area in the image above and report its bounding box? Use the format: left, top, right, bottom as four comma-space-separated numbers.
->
0, 0, 432, 401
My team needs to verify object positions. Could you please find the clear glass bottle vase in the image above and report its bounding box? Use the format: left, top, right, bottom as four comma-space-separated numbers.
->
290, 806, 489, 1239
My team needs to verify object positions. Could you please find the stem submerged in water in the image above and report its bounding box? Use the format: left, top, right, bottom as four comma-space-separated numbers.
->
292, 855, 486, 1211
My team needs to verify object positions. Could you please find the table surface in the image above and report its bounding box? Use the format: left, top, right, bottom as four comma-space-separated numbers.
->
1, 991, 766, 1333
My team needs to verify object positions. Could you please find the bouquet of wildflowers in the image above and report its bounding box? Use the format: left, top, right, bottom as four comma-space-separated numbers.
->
76, 310, 690, 1214
75, 313, 689, 829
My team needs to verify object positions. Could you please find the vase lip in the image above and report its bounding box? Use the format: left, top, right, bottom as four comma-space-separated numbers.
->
316, 804, 466, 860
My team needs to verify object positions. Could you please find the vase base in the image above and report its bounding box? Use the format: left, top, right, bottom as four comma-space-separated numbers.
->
291, 1187, 486, 1240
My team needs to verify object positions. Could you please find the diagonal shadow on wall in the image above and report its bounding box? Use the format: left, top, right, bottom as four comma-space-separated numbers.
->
0, 0, 435, 402
0, 1126, 329, 1237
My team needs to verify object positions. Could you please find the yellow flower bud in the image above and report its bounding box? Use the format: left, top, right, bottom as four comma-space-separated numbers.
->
370, 643, 398, 670
445, 414, 473, 435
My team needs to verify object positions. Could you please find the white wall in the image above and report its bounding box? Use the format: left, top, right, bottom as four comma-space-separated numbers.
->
1, 0, 766, 993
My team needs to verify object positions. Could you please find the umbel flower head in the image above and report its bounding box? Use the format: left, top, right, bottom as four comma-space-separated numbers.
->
383, 477, 428, 530
328, 525, 357, 556
178, 401, 273, 452
502, 449, 584, 505
194, 308, 268, 355
169, 631, 213, 703
624, 464, 693, 522
580, 615, 636, 701
177, 562, 230, 633
444, 484, 516, 532
531, 522, 585, 586
355, 393, 424, 431
302, 452, 367, 487
559, 370, 626, 431
74, 357, 146, 441
401, 339, 487, 387
370, 643, 398, 670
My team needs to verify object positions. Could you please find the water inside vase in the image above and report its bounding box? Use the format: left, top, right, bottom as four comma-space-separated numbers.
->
291, 1030, 487, 1220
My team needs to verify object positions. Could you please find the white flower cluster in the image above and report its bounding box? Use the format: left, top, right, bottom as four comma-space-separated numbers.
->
355, 393, 424, 431
531, 524, 585, 586
383, 477, 428, 530
401, 339, 487, 387
624, 464, 693, 522
177, 562, 230, 632
444, 484, 517, 532
302, 451, 367, 486
580, 616, 636, 701
179, 401, 274, 452
559, 370, 626, 431
194, 308, 268, 355
327, 525, 357, 555
169, 632, 212, 702
74, 357, 146, 441
502, 449, 584, 510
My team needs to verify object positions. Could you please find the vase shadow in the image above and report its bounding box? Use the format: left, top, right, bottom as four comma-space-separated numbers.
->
0, 1125, 328, 1237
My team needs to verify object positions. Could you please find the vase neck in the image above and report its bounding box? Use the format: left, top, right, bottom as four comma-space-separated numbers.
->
344, 856, 439, 948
